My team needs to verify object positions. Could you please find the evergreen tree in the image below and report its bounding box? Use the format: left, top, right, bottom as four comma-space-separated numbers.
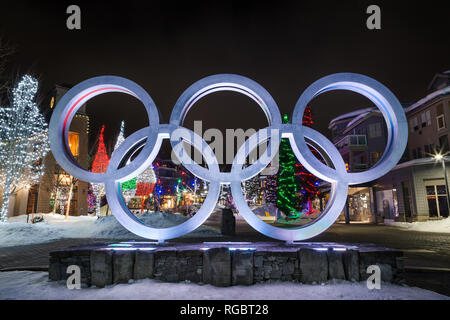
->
295, 106, 320, 214
0, 75, 49, 221
91, 125, 109, 216
276, 114, 298, 217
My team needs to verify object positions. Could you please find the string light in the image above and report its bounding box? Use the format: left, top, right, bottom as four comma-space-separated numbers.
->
296, 106, 321, 214
0, 75, 50, 222
276, 114, 298, 216
91, 125, 109, 216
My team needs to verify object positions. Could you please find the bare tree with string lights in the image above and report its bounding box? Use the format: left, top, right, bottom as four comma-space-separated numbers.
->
0, 75, 49, 222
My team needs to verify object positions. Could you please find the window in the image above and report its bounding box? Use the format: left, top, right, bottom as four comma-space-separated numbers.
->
421, 113, 427, 127
68, 132, 80, 157
356, 128, 366, 135
368, 122, 382, 138
409, 117, 418, 132
421, 111, 432, 127
426, 184, 449, 218
370, 152, 381, 166
426, 110, 431, 126
437, 114, 446, 130
436, 185, 447, 195
412, 149, 417, 159
349, 135, 366, 146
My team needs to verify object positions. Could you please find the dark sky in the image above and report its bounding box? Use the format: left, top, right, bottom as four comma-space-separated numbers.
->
0, 0, 449, 158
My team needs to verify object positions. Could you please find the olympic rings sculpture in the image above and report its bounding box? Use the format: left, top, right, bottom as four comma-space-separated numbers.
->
49, 73, 408, 242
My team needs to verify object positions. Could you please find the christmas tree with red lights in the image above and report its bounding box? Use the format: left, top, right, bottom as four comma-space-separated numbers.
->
91, 125, 109, 174
295, 106, 320, 215
91, 125, 110, 216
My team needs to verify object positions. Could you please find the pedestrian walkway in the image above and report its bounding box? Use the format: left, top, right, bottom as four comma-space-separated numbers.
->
0, 239, 102, 270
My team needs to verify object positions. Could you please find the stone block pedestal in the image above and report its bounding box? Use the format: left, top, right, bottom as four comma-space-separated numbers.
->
49, 242, 403, 287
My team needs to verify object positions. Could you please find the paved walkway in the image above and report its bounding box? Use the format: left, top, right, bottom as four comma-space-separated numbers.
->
1, 223, 449, 270
0, 239, 102, 270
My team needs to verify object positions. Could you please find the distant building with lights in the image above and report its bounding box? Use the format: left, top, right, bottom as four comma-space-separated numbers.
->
6, 84, 90, 218
329, 71, 450, 222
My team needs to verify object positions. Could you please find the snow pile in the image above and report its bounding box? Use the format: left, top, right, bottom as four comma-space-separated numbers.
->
275, 216, 316, 226
0, 212, 220, 247
252, 203, 278, 217
0, 271, 447, 300
92, 212, 220, 239
385, 218, 450, 233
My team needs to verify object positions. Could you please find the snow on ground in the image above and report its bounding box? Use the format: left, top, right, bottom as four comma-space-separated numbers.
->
0, 212, 220, 248
384, 218, 450, 233
0, 271, 447, 300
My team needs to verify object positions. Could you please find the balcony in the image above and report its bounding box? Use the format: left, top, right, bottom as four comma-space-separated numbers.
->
335, 135, 368, 154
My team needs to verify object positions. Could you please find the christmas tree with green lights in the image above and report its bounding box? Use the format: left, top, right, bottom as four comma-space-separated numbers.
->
276, 114, 299, 218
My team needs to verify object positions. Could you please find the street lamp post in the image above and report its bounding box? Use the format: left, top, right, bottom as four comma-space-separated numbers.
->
434, 154, 450, 217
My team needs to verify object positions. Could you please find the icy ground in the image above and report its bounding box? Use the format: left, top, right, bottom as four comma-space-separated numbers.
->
0, 213, 220, 247
384, 218, 450, 233
0, 271, 447, 300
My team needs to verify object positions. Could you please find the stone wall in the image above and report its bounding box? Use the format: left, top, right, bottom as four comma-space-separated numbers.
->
49, 243, 404, 288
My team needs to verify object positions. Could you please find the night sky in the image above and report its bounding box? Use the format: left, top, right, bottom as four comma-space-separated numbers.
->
0, 0, 449, 158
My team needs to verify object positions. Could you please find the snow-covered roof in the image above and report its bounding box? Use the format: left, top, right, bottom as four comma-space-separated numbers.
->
344, 109, 381, 130
406, 86, 450, 114
328, 107, 375, 128
392, 156, 450, 171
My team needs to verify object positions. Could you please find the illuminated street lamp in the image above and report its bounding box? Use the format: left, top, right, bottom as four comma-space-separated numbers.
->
434, 153, 450, 216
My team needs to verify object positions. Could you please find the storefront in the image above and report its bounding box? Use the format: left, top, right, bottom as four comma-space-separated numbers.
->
374, 158, 450, 222
425, 180, 449, 218
348, 187, 373, 222
375, 188, 399, 220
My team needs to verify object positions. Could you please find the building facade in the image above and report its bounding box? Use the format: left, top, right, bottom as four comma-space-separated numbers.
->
328, 71, 450, 222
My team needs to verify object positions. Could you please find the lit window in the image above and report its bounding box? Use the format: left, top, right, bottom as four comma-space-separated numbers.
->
68, 132, 79, 156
